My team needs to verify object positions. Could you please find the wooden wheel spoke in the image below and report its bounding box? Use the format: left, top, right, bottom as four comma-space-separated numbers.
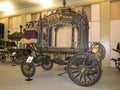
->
70, 70, 79, 74
70, 65, 78, 69
83, 74, 87, 84
87, 74, 93, 82
78, 74, 83, 83
73, 72, 80, 80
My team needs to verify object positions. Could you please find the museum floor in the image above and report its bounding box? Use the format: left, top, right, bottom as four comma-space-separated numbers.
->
0, 59, 120, 90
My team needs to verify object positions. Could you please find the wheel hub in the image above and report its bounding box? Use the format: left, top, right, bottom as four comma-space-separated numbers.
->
79, 65, 88, 74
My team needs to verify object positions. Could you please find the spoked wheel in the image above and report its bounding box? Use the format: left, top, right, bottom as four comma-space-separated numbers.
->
14, 53, 25, 65
0, 53, 6, 63
21, 61, 36, 78
90, 42, 106, 62
115, 61, 120, 72
41, 57, 53, 71
67, 52, 102, 87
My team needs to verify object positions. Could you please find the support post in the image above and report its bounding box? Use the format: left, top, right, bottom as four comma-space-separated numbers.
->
54, 28, 58, 47
71, 25, 75, 48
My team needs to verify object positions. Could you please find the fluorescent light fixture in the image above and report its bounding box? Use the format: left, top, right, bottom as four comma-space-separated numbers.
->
33, 0, 52, 9
0, 1, 14, 15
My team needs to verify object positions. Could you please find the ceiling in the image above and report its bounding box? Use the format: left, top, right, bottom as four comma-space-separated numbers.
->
0, 0, 110, 10
0, 0, 93, 10
0, 0, 118, 18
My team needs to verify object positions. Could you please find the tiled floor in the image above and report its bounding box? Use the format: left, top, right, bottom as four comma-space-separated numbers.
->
0, 60, 120, 90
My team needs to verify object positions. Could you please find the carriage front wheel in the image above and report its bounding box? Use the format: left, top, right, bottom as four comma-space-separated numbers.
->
67, 51, 102, 87
21, 61, 36, 78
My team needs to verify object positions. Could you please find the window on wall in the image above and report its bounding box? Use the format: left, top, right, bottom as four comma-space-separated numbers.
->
26, 14, 31, 22
110, 1, 120, 42
31, 13, 40, 21
110, 1, 120, 20
89, 4, 100, 42
9, 16, 21, 34
74, 4, 100, 42
74, 5, 91, 21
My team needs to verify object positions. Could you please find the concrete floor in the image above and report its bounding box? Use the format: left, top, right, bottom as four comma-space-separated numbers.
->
0, 60, 120, 90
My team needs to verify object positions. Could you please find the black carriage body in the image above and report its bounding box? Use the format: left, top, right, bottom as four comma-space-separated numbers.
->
37, 7, 89, 52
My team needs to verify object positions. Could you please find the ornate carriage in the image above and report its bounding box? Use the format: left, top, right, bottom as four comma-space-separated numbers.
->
21, 0, 105, 87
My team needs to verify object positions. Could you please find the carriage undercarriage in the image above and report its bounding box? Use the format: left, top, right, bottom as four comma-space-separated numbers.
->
21, 46, 102, 86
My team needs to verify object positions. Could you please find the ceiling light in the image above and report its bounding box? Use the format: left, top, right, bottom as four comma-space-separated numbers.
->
33, 0, 52, 9
0, 1, 14, 15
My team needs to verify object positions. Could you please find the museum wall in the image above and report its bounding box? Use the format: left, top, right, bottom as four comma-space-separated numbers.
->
110, 1, 120, 67
0, 1, 120, 67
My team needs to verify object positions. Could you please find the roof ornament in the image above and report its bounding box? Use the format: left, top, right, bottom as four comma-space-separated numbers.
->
63, 0, 66, 7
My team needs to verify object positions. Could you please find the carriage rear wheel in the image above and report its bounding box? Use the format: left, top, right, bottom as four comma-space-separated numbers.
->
13, 53, 25, 65
41, 58, 53, 71
90, 42, 106, 62
0, 53, 6, 63
115, 61, 120, 72
21, 61, 36, 78
67, 52, 102, 87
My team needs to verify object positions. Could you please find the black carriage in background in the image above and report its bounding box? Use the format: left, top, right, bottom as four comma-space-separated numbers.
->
0, 25, 26, 65
0, 40, 17, 63
111, 43, 120, 72
21, 0, 106, 87
7, 25, 26, 65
